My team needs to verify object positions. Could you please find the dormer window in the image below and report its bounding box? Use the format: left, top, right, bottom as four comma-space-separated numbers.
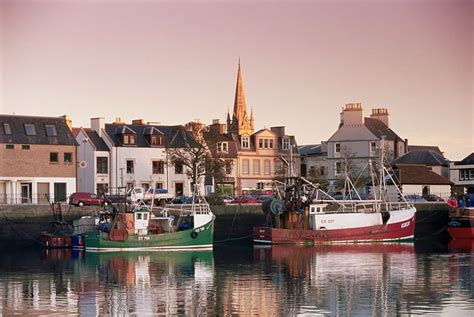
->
370, 141, 377, 152
123, 134, 136, 145
151, 135, 163, 146
217, 141, 228, 153
241, 136, 250, 149
45, 124, 57, 136
282, 138, 290, 150
115, 126, 136, 145
24, 124, 36, 136
3, 123, 11, 135
143, 126, 164, 146
258, 138, 274, 149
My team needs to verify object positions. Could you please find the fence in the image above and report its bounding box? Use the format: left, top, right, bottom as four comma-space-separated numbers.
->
0, 193, 75, 205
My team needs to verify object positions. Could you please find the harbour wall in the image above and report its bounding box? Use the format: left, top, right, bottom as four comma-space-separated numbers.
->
0, 203, 449, 247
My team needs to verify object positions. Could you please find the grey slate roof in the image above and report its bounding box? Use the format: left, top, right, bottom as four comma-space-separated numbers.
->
408, 145, 443, 155
298, 144, 323, 156
458, 153, 474, 165
392, 150, 448, 166
363, 117, 403, 141
0, 115, 77, 146
85, 130, 109, 151
104, 124, 199, 148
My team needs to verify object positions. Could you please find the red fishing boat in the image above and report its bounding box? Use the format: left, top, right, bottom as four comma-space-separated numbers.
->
253, 149, 416, 244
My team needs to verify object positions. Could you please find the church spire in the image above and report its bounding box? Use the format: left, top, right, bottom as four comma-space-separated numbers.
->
231, 60, 254, 136
250, 107, 254, 130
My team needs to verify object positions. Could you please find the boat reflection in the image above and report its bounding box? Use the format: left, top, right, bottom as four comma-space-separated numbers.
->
253, 243, 472, 316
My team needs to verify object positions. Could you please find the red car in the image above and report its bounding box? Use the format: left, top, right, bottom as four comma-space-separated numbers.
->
69, 192, 109, 207
230, 196, 260, 204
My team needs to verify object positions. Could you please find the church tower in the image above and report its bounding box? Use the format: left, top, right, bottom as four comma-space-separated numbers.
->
228, 61, 254, 136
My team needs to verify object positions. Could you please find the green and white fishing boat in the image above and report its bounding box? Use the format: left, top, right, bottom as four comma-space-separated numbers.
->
83, 200, 215, 252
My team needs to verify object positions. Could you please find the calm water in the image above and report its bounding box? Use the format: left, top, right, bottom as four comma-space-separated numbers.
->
0, 241, 473, 316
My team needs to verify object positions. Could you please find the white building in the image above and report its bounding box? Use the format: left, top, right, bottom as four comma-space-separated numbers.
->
101, 118, 200, 197
450, 153, 474, 194
73, 121, 111, 196
326, 104, 407, 186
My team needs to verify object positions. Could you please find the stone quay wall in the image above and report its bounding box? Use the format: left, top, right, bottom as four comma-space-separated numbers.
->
0, 203, 449, 247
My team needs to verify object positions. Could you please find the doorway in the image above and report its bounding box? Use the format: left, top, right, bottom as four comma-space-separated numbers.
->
20, 183, 31, 204
175, 183, 184, 196
54, 183, 67, 202
37, 183, 50, 204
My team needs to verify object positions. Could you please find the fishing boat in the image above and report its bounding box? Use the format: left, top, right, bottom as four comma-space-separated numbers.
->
83, 198, 215, 252
40, 201, 74, 248
253, 149, 416, 244
448, 194, 474, 239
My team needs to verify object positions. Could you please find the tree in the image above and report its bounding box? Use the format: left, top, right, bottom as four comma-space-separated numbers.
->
334, 147, 371, 194
167, 122, 227, 194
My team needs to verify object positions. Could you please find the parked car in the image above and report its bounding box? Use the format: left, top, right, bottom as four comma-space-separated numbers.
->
69, 192, 110, 207
172, 196, 194, 204
127, 187, 174, 205
422, 194, 444, 202
221, 195, 235, 204
256, 195, 273, 202
230, 196, 260, 204
404, 194, 427, 203
104, 194, 127, 204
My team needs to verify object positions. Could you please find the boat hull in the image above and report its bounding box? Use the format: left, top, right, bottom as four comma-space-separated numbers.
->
84, 220, 214, 252
254, 209, 416, 244
448, 217, 474, 239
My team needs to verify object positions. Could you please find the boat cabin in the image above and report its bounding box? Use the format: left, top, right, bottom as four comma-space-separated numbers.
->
308, 203, 328, 230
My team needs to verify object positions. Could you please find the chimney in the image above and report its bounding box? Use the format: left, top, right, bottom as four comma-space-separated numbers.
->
270, 126, 286, 136
212, 119, 220, 125
62, 115, 72, 130
340, 103, 364, 126
91, 117, 105, 137
113, 117, 125, 125
370, 108, 389, 127
132, 119, 145, 125
219, 123, 227, 134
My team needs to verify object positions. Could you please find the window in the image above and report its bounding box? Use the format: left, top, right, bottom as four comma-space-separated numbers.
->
151, 135, 163, 146
3, 123, 11, 135
282, 138, 290, 150
142, 183, 150, 191
24, 124, 36, 136
97, 157, 108, 174
335, 143, 341, 153
175, 161, 183, 174
64, 152, 73, 163
258, 138, 275, 149
217, 142, 228, 153
320, 166, 325, 176
335, 161, 342, 175
152, 160, 165, 174
6, 144, 14, 150
136, 213, 142, 220
123, 134, 136, 145
126, 160, 134, 174
126, 182, 134, 191
155, 182, 163, 189
50, 152, 59, 163
460, 169, 474, 181
242, 159, 250, 175
253, 160, 260, 175
225, 160, 233, 174
45, 125, 57, 136
370, 141, 377, 152
264, 160, 271, 175
22, 145, 30, 150
241, 136, 250, 149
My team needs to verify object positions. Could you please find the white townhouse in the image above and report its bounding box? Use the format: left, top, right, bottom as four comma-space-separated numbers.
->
326, 103, 407, 186
450, 153, 474, 195
73, 119, 111, 196
99, 118, 200, 197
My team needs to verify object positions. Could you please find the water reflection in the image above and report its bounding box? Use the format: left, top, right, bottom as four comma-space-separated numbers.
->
0, 243, 472, 316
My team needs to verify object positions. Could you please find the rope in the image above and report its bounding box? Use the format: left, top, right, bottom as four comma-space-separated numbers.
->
226, 204, 240, 240
214, 234, 254, 244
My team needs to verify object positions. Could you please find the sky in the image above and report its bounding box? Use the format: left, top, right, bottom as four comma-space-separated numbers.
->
0, 0, 472, 160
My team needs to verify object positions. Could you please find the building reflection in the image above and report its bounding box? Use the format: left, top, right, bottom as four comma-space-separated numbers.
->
0, 242, 472, 315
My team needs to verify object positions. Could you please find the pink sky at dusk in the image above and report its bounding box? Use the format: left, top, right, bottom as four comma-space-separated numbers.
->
0, 0, 472, 160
